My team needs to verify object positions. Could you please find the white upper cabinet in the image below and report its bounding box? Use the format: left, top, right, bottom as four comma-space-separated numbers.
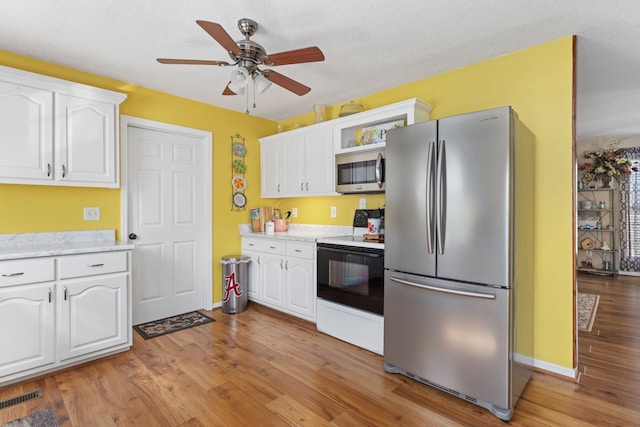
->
304, 127, 335, 195
260, 125, 335, 198
333, 98, 432, 155
259, 99, 432, 198
260, 140, 283, 196
55, 94, 118, 186
0, 81, 53, 181
0, 65, 127, 188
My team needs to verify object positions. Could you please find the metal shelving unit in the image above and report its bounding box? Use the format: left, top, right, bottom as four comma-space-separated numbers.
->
577, 188, 617, 275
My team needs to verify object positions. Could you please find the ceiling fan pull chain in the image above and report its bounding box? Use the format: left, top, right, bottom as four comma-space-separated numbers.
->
253, 81, 257, 110
245, 86, 249, 114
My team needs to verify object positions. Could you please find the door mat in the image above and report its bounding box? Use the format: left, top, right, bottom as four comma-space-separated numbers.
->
578, 293, 600, 332
134, 311, 215, 340
1, 408, 57, 427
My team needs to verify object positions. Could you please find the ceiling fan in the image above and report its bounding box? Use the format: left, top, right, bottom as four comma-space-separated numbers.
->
157, 18, 325, 97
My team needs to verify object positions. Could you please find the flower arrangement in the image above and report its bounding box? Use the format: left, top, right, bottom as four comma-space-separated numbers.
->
580, 144, 638, 184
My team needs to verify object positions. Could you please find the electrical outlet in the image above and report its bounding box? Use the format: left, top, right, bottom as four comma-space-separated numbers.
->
83, 207, 100, 221
331, 206, 337, 218
291, 207, 298, 218
359, 198, 367, 209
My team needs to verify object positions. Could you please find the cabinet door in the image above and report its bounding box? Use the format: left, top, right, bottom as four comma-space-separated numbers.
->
284, 257, 315, 321
58, 275, 129, 361
281, 135, 306, 196
0, 283, 55, 378
0, 81, 54, 182
262, 254, 285, 308
261, 141, 282, 197
55, 94, 118, 187
242, 250, 262, 301
305, 127, 335, 195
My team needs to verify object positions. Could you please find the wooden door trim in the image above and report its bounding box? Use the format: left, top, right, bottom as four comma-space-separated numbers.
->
119, 115, 213, 311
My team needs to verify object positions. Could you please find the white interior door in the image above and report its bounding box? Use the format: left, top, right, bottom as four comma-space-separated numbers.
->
121, 116, 212, 325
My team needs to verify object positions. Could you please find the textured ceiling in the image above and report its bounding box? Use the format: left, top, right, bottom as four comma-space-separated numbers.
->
1, 0, 640, 140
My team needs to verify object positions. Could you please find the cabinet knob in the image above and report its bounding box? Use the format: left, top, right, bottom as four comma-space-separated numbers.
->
128, 233, 138, 240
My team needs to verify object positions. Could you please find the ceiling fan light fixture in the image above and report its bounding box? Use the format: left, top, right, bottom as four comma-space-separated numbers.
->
158, 19, 324, 99
229, 66, 250, 87
228, 81, 246, 95
253, 73, 272, 93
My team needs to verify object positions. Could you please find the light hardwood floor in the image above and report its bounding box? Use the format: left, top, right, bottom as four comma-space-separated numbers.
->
1, 279, 639, 426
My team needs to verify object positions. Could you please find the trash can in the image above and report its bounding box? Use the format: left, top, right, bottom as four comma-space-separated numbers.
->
220, 255, 250, 314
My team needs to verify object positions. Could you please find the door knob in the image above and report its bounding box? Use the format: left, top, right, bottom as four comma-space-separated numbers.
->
128, 233, 138, 240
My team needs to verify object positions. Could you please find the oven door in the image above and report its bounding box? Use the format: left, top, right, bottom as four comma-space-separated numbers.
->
317, 243, 384, 315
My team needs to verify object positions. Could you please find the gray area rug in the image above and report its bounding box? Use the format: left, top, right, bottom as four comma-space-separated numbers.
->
1, 408, 57, 427
133, 310, 215, 339
578, 292, 600, 332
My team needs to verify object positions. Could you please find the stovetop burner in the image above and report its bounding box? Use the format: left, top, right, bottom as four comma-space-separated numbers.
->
318, 209, 385, 249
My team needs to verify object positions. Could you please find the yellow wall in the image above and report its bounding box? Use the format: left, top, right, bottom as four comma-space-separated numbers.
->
0, 35, 574, 370
275, 37, 575, 370
0, 49, 276, 305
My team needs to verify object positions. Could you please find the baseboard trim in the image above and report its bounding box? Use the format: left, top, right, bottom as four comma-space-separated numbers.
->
533, 359, 577, 381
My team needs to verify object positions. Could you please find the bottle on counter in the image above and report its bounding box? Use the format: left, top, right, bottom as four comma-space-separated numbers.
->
265, 221, 275, 235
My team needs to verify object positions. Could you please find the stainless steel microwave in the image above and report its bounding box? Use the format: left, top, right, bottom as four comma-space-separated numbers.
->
335, 148, 385, 194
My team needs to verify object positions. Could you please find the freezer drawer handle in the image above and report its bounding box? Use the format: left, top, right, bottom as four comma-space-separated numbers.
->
390, 277, 496, 300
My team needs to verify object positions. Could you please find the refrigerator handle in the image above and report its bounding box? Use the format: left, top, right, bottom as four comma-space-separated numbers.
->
426, 141, 435, 254
390, 277, 496, 300
375, 151, 383, 188
436, 139, 447, 254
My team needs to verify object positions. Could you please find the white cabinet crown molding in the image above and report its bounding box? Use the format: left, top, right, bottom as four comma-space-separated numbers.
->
0, 65, 126, 104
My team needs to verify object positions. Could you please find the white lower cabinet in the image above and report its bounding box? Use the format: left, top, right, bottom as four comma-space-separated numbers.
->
0, 250, 131, 386
58, 275, 128, 361
242, 237, 316, 322
0, 283, 55, 378
242, 250, 262, 301
262, 253, 286, 308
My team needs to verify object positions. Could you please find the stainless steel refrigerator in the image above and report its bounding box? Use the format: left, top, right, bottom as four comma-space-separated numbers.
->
383, 106, 535, 421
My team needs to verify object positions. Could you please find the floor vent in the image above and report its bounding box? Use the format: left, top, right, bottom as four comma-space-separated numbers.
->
0, 388, 43, 410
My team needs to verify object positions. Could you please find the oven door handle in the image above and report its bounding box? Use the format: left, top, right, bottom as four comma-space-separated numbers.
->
317, 247, 383, 258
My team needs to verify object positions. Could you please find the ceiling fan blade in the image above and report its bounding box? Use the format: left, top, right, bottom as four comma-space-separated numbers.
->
196, 20, 242, 57
262, 70, 311, 96
265, 47, 325, 66
222, 83, 237, 95
157, 58, 230, 66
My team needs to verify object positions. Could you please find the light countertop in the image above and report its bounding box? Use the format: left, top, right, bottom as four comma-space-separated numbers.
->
0, 230, 134, 261
239, 223, 351, 243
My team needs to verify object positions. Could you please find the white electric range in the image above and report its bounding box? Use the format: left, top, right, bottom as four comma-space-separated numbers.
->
316, 209, 385, 354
